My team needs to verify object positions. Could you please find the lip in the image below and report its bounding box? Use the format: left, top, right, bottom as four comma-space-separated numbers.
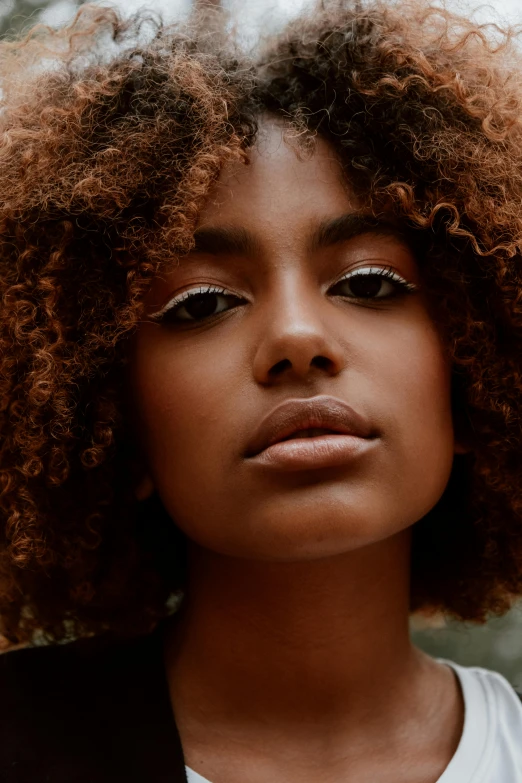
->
245, 395, 377, 471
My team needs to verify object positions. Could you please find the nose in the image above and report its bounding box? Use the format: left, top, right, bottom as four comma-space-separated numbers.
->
252, 278, 345, 386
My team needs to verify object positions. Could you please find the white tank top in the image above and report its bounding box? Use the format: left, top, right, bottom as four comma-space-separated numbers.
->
185, 660, 522, 782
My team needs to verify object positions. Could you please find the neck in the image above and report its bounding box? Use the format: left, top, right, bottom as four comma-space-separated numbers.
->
164, 529, 421, 723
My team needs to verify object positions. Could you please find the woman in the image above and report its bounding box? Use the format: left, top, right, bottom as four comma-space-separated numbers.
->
0, 1, 521, 780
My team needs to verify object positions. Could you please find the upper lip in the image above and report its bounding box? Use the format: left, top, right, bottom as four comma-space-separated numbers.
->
245, 395, 375, 458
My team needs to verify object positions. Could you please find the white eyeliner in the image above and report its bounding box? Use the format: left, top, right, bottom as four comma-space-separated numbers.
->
148, 284, 231, 322
337, 265, 418, 292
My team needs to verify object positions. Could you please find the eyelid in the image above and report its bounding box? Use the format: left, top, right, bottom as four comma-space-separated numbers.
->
148, 284, 238, 322
332, 264, 418, 292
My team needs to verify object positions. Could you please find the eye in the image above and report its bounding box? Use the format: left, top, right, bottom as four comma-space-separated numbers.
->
329, 265, 417, 300
150, 285, 245, 325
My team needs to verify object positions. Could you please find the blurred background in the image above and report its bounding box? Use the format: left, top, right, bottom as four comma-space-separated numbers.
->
2, 0, 522, 684
3, 0, 522, 47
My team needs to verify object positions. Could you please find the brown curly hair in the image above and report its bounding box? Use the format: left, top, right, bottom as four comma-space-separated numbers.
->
1, 0, 522, 647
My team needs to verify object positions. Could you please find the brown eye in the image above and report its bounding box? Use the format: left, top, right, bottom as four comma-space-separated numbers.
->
152, 286, 245, 325
181, 293, 225, 321
329, 266, 416, 300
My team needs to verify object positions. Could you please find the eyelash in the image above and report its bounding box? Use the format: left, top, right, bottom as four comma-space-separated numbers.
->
149, 266, 418, 325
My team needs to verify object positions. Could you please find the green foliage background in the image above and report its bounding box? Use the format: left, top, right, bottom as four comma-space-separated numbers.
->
412, 606, 522, 687
0, 0, 36, 37
0, 0, 80, 38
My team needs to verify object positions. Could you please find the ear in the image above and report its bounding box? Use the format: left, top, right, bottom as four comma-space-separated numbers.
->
135, 472, 155, 501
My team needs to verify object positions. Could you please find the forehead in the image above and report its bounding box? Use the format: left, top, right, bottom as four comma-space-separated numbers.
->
196, 119, 359, 238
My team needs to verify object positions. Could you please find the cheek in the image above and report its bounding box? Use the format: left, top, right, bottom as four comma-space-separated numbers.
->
369, 314, 454, 511
130, 329, 241, 479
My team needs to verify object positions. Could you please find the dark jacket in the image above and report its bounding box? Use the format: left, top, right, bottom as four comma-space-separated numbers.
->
0, 623, 188, 783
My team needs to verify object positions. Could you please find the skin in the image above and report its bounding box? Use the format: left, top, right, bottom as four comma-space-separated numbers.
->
130, 119, 464, 783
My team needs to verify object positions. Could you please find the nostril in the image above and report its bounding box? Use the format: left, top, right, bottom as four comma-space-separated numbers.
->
269, 358, 292, 377
312, 355, 332, 371
268, 355, 334, 378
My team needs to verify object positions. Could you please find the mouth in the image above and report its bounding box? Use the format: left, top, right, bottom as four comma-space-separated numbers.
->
247, 431, 375, 472
280, 427, 340, 441
245, 396, 377, 471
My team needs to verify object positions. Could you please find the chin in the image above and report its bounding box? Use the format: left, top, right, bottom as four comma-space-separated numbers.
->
206, 510, 409, 562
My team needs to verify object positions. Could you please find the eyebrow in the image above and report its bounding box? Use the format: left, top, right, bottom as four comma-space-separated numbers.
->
191, 226, 263, 257
189, 214, 407, 259
310, 213, 406, 253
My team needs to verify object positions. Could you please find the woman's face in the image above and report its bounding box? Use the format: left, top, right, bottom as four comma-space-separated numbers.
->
130, 120, 457, 561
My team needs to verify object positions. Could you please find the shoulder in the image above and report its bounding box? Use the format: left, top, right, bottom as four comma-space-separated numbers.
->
464, 664, 522, 731
443, 659, 522, 777
451, 662, 522, 719
0, 633, 114, 716
0, 627, 160, 712
0, 627, 170, 783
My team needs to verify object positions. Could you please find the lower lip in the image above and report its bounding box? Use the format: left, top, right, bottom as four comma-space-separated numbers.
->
247, 435, 375, 472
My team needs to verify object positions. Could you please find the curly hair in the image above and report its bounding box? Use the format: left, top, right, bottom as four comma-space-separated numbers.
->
0, 5, 256, 645
1, 0, 522, 646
